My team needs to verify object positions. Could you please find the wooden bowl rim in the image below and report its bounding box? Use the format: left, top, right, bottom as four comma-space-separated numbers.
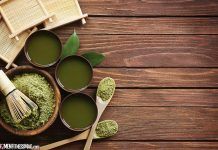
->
0, 66, 61, 136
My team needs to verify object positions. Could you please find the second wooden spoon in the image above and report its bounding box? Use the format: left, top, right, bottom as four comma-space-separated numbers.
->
84, 77, 116, 150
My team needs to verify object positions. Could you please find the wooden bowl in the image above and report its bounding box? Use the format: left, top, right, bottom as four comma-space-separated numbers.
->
0, 66, 61, 136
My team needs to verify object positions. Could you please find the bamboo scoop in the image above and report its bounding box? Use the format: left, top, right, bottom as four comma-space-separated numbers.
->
84, 77, 116, 150
40, 120, 118, 150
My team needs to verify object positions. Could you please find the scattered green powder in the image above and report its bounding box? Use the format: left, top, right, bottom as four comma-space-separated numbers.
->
97, 77, 115, 101
0, 73, 55, 130
96, 120, 118, 138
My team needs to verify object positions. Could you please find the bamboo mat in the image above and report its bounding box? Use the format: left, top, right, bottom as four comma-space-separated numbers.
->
0, 0, 87, 69
43, 0, 87, 30
0, 18, 33, 69
0, 0, 53, 39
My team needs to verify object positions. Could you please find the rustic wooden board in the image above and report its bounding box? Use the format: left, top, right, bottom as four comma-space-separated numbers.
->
83, 89, 218, 107
79, 0, 218, 16
2, 67, 218, 88
3, 67, 216, 88
77, 35, 218, 67
1, 0, 218, 149
1, 107, 218, 142
10, 35, 218, 68
90, 68, 218, 88
54, 17, 218, 35
52, 141, 218, 150
61, 141, 218, 150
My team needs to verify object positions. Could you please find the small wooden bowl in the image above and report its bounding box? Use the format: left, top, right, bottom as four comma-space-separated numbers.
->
0, 66, 61, 136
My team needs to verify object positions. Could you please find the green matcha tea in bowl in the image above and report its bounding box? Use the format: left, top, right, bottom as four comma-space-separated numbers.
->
59, 93, 98, 131
55, 55, 93, 93
24, 30, 62, 68
0, 66, 61, 136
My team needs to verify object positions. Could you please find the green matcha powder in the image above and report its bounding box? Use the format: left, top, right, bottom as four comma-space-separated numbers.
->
96, 120, 118, 138
0, 73, 55, 130
97, 77, 115, 101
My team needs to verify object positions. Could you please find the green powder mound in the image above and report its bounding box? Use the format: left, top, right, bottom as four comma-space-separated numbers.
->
0, 73, 55, 130
97, 77, 115, 101
96, 120, 118, 138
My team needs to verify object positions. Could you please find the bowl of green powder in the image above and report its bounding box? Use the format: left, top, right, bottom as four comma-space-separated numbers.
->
0, 66, 61, 136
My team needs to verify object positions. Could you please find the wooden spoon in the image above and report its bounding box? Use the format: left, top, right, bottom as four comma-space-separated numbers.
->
40, 120, 118, 150
41, 130, 96, 150
84, 77, 116, 150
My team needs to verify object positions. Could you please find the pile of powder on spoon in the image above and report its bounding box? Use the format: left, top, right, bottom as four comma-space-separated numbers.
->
96, 120, 118, 138
97, 77, 115, 101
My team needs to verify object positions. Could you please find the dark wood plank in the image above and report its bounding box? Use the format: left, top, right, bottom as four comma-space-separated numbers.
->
1, 67, 217, 88
78, 35, 218, 68
13, 35, 218, 67
84, 89, 218, 107
54, 17, 218, 35
107, 107, 218, 140
80, 0, 218, 16
105, 107, 218, 140
91, 68, 218, 88
1, 107, 218, 142
55, 141, 218, 150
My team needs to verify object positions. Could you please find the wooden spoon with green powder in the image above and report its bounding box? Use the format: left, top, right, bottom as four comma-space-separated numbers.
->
40, 120, 118, 150
84, 77, 116, 150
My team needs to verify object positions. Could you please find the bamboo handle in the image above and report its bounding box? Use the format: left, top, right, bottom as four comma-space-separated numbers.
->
84, 98, 107, 150
41, 136, 79, 150
0, 70, 15, 96
74, 0, 86, 24
41, 130, 90, 150
0, 55, 18, 68
83, 117, 99, 150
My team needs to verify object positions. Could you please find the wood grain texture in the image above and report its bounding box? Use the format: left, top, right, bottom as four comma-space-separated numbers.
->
2, 67, 217, 88
43, 107, 218, 140
1, 0, 218, 149
79, 0, 218, 16
54, 17, 218, 35
91, 68, 218, 88
78, 35, 218, 68
12, 35, 218, 67
84, 89, 218, 107
3, 67, 215, 88
54, 141, 218, 150
1, 107, 218, 142
77, 35, 218, 67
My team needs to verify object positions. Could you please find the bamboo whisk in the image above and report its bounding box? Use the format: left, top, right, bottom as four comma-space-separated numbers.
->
0, 70, 38, 123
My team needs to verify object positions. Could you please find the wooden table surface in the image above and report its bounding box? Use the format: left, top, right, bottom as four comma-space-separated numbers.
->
1, 0, 218, 149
